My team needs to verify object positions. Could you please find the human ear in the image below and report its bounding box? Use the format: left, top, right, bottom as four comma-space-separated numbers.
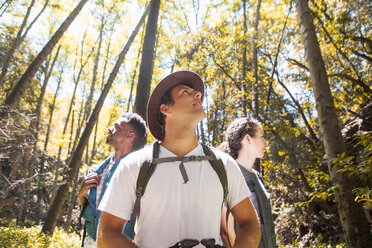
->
160, 104, 170, 115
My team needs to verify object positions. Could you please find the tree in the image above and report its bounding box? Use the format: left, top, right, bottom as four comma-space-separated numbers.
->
2, 0, 89, 109
0, 0, 49, 88
251, 0, 261, 118
42, 5, 150, 235
294, 0, 372, 247
134, 0, 161, 124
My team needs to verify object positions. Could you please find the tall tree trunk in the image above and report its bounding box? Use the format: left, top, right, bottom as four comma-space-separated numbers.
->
2, 0, 89, 109
37, 66, 63, 224
50, 32, 94, 199
294, 0, 372, 247
70, 94, 85, 155
127, 27, 145, 112
50, 75, 79, 203
67, 34, 97, 156
241, 0, 247, 116
68, 110, 76, 156
85, 16, 104, 120
42, 6, 150, 235
251, 0, 261, 119
63, 169, 79, 231
274, 69, 319, 143
90, 24, 116, 165
265, 2, 292, 113
134, 0, 161, 125
0, 0, 13, 16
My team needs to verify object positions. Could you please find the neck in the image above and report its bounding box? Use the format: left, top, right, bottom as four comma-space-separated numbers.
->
161, 125, 199, 157
113, 146, 132, 162
235, 153, 256, 173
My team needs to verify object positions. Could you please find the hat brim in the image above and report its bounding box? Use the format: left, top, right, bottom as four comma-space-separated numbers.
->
147, 70, 204, 141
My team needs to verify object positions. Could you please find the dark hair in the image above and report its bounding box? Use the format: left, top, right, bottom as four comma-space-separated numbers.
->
225, 117, 261, 159
120, 112, 147, 149
157, 87, 175, 140
156, 83, 193, 140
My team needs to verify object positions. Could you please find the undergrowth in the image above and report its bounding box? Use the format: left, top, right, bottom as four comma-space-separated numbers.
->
0, 224, 80, 248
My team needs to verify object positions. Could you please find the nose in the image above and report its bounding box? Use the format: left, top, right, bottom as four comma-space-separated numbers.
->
193, 90, 202, 99
108, 127, 114, 135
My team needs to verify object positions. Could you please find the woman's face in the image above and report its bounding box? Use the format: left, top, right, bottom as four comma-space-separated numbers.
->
248, 126, 268, 159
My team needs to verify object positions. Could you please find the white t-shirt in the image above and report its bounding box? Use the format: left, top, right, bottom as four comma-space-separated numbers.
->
99, 143, 250, 248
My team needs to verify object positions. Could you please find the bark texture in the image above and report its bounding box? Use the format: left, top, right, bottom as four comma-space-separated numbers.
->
294, 0, 372, 247
134, 0, 161, 123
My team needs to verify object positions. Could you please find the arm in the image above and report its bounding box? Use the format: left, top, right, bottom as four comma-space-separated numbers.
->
230, 197, 261, 248
220, 205, 236, 248
78, 173, 101, 210
97, 211, 137, 248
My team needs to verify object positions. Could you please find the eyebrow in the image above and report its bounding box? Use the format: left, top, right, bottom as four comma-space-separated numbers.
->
177, 85, 193, 91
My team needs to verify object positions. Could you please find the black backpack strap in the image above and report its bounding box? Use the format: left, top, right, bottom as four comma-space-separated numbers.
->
129, 141, 160, 236
201, 144, 233, 248
201, 144, 228, 203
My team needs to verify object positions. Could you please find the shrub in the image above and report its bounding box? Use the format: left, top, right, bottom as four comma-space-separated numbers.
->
0, 224, 81, 248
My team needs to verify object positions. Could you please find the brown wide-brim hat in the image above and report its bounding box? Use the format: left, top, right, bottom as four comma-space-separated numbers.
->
147, 70, 205, 141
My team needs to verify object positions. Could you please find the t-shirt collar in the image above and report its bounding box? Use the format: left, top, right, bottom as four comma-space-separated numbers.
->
159, 142, 203, 157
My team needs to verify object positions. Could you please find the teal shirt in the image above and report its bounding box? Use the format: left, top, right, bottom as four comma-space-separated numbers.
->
82, 153, 128, 241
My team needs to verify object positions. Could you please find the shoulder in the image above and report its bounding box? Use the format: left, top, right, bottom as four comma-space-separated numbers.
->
208, 147, 236, 165
119, 143, 156, 167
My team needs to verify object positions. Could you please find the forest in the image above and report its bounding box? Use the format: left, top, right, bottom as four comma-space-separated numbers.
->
0, 0, 371, 247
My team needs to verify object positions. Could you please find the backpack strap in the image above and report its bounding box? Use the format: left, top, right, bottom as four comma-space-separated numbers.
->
129, 141, 160, 235
130, 143, 229, 237
201, 144, 229, 203
202, 144, 232, 247
202, 144, 233, 248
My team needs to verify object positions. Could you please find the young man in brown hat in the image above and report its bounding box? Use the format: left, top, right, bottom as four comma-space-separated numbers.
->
97, 71, 261, 248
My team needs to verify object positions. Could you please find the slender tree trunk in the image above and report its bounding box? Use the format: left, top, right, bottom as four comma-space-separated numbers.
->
90, 118, 99, 166
90, 24, 116, 165
68, 36, 97, 156
37, 66, 63, 224
49, 41, 91, 199
265, 2, 292, 112
127, 27, 145, 112
294, 0, 372, 246
134, 0, 161, 123
0, 0, 13, 16
70, 96, 85, 155
50, 76, 79, 203
241, 0, 247, 116
63, 169, 79, 231
3, 0, 89, 109
42, 6, 150, 235
251, 0, 261, 119
68, 110, 76, 156
84, 17, 104, 121
274, 70, 319, 143
30, 45, 61, 147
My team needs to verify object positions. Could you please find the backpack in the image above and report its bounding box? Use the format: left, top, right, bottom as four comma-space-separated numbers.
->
128, 141, 229, 236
